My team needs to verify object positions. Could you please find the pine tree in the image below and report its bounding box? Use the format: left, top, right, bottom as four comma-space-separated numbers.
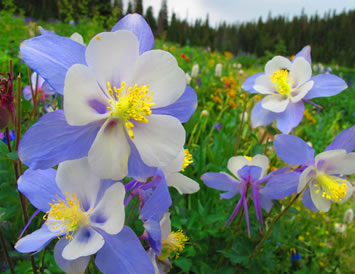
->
134, 0, 143, 15
157, 0, 168, 36
145, 6, 157, 34
126, 0, 133, 14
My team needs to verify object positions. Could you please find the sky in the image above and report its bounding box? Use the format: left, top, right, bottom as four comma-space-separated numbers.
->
122, 0, 354, 26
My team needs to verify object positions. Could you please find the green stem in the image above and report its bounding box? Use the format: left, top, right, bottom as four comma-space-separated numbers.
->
0, 225, 15, 274
234, 94, 248, 155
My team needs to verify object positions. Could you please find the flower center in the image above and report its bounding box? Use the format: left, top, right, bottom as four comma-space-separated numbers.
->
106, 81, 155, 139
270, 69, 293, 96
244, 155, 252, 161
314, 173, 348, 202
44, 193, 90, 239
160, 230, 188, 260
181, 149, 193, 172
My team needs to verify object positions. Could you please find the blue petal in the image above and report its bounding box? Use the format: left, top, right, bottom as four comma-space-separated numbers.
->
95, 226, 155, 274
111, 14, 154, 55
325, 125, 355, 153
15, 224, 57, 253
294, 45, 312, 65
18, 168, 64, 212
302, 187, 318, 211
274, 134, 315, 165
128, 141, 157, 181
140, 174, 172, 221
220, 191, 238, 199
144, 217, 162, 255
19, 110, 100, 169
303, 74, 347, 100
251, 100, 278, 128
54, 238, 90, 273
20, 33, 86, 94
201, 172, 239, 192
261, 172, 300, 199
152, 86, 197, 123
258, 193, 273, 212
242, 72, 264, 93
276, 101, 305, 134
237, 166, 262, 183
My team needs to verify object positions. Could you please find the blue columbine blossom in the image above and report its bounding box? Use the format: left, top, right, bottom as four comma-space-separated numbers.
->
262, 125, 355, 212
18, 14, 197, 180
242, 46, 347, 133
15, 157, 154, 273
201, 155, 279, 236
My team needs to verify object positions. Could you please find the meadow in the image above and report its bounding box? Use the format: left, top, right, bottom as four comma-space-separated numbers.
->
0, 11, 354, 273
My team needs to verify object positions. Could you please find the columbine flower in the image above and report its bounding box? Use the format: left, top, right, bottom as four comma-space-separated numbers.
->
23, 72, 55, 102
191, 64, 199, 78
242, 46, 347, 133
18, 14, 197, 180
215, 63, 222, 77
344, 208, 354, 224
15, 157, 153, 273
201, 155, 274, 236
262, 125, 355, 212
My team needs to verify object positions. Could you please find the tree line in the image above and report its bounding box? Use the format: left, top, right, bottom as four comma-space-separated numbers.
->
1, 0, 354, 66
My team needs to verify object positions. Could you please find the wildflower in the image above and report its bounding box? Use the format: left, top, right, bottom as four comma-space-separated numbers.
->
15, 157, 154, 273
242, 46, 347, 133
23, 72, 55, 102
186, 73, 191, 85
201, 155, 276, 236
215, 63, 222, 77
262, 125, 355, 212
19, 14, 197, 180
344, 208, 353, 224
213, 123, 222, 131
290, 248, 301, 262
334, 223, 347, 233
201, 110, 209, 116
191, 64, 199, 78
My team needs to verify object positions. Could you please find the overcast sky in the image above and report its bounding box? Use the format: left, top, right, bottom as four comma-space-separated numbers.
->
122, 0, 354, 26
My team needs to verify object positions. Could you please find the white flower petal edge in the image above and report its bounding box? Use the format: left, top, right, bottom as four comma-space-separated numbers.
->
339, 180, 354, 203
62, 226, 104, 260
166, 173, 200, 194
298, 166, 315, 193
324, 152, 355, 175
132, 114, 185, 168
64, 64, 110, 126
88, 119, 130, 180
56, 158, 101, 210
265, 56, 292, 75
85, 31, 139, 89
310, 182, 331, 212
163, 149, 185, 174
90, 183, 125, 235
126, 49, 186, 108
160, 212, 171, 240
290, 57, 312, 87
289, 81, 314, 103
315, 149, 347, 172
250, 155, 269, 178
253, 74, 274, 94
227, 156, 249, 179
261, 94, 289, 113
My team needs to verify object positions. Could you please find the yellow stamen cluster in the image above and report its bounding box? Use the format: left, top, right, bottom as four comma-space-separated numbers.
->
181, 149, 193, 172
314, 173, 348, 202
44, 193, 90, 239
270, 69, 293, 96
106, 81, 155, 139
244, 156, 252, 161
160, 230, 188, 260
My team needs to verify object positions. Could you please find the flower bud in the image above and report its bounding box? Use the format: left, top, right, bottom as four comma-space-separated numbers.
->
344, 208, 354, 224
215, 63, 222, 77
201, 110, 209, 116
191, 64, 199, 78
334, 223, 346, 233
185, 73, 191, 85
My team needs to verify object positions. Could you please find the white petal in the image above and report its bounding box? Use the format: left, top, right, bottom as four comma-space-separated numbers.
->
290, 57, 312, 87
261, 94, 289, 113
132, 115, 185, 168
166, 173, 200, 194
325, 152, 355, 175
62, 226, 104, 260
290, 81, 314, 103
64, 64, 110, 126
160, 212, 171, 240
85, 31, 139, 89
126, 50, 186, 108
88, 119, 130, 180
70, 32, 85, 45
250, 155, 269, 178
90, 183, 125, 235
227, 156, 249, 179
253, 74, 274, 94
162, 149, 185, 174
310, 183, 331, 212
339, 180, 353, 203
315, 149, 347, 173
298, 166, 315, 192
56, 158, 101, 211
265, 56, 292, 75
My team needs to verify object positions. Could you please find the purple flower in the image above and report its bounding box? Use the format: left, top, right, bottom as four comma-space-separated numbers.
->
15, 157, 154, 273
201, 155, 275, 236
242, 46, 347, 133
263, 125, 355, 212
23, 72, 55, 102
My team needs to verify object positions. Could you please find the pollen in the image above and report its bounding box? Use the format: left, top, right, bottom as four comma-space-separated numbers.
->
244, 155, 252, 161
96, 35, 101, 40
160, 230, 188, 260
106, 81, 155, 138
270, 69, 294, 96
44, 193, 90, 239
181, 149, 193, 172
315, 173, 348, 202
